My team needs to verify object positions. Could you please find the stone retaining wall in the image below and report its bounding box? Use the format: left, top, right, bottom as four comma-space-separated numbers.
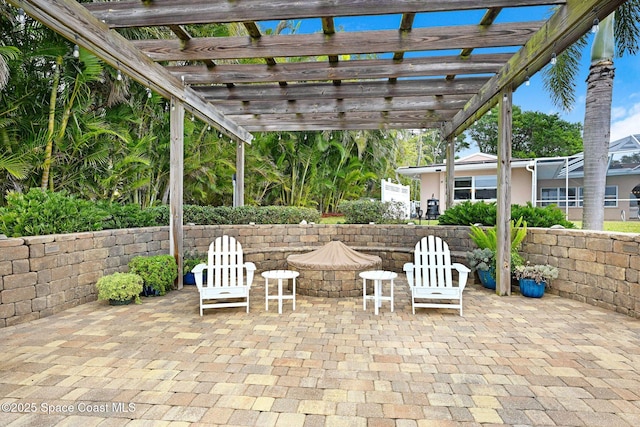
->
521, 227, 640, 318
1, 224, 638, 327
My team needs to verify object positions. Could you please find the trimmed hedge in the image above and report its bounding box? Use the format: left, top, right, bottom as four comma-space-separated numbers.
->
148, 204, 321, 226
437, 201, 575, 228
0, 190, 322, 237
338, 199, 406, 224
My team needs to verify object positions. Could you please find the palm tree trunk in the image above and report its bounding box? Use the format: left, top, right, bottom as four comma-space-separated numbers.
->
581, 61, 614, 230
41, 56, 62, 189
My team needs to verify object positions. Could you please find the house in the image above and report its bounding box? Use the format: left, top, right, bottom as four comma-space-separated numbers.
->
397, 134, 640, 221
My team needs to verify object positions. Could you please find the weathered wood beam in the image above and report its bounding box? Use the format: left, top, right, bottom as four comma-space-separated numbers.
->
322, 16, 341, 85
241, 120, 447, 132
167, 25, 217, 69
168, 54, 510, 85
85, 0, 567, 29
212, 95, 472, 115
444, 0, 626, 139
243, 22, 278, 68
169, 98, 184, 289
10, 0, 252, 144
392, 13, 416, 64
135, 22, 543, 62
194, 78, 489, 102
230, 110, 457, 126
446, 7, 502, 80
496, 89, 513, 296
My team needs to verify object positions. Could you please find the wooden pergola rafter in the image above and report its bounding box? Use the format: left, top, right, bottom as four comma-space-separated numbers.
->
8, 0, 627, 293
13, 0, 621, 136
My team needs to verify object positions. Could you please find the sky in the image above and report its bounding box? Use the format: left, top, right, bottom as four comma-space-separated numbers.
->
262, 6, 640, 151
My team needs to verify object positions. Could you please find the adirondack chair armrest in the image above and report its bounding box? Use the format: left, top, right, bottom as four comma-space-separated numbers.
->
452, 263, 471, 291
244, 262, 256, 286
191, 263, 208, 291
403, 262, 415, 287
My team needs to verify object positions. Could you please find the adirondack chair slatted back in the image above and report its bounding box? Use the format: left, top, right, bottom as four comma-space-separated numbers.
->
207, 236, 245, 288
413, 236, 453, 288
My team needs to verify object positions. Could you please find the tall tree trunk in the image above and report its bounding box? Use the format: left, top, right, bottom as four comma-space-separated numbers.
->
582, 13, 616, 231
41, 56, 62, 189
581, 61, 614, 230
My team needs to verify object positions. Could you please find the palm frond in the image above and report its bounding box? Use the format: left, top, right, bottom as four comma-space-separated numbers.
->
615, 0, 640, 56
542, 38, 587, 111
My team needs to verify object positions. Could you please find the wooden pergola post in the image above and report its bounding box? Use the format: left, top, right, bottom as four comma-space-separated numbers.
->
169, 97, 184, 289
445, 135, 455, 210
496, 88, 513, 295
235, 140, 245, 207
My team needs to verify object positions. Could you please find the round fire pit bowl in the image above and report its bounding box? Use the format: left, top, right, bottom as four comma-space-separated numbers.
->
287, 240, 382, 297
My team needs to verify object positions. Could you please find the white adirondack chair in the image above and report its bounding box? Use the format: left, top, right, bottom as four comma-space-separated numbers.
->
192, 235, 256, 315
403, 235, 470, 316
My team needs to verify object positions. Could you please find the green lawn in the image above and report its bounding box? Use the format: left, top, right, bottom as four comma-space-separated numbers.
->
321, 216, 640, 233
571, 221, 640, 233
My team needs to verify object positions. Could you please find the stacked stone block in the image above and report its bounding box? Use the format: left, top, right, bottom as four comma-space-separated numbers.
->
1, 223, 638, 327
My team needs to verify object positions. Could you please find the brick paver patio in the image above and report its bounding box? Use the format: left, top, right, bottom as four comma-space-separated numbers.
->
1, 280, 639, 426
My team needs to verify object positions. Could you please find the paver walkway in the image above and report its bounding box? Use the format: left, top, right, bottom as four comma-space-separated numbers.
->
1, 280, 639, 426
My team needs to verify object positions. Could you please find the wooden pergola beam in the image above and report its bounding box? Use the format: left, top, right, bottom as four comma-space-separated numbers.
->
85, 0, 566, 28
212, 96, 472, 116
444, 0, 627, 139
9, 0, 252, 144
135, 22, 543, 62
194, 78, 488, 102
241, 121, 447, 132
168, 54, 510, 85
230, 110, 457, 125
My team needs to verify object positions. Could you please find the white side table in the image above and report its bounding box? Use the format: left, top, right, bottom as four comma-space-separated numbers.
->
360, 270, 397, 315
262, 270, 299, 314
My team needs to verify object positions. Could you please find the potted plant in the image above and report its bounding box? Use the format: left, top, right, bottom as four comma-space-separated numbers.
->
468, 217, 527, 288
128, 254, 178, 296
183, 251, 207, 285
96, 272, 143, 305
466, 248, 497, 289
513, 263, 559, 298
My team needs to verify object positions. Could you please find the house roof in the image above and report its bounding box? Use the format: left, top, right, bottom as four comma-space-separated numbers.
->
397, 134, 640, 178
397, 154, 533, 176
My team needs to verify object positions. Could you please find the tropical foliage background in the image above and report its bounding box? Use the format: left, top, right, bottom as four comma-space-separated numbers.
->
0, 2, 584, 213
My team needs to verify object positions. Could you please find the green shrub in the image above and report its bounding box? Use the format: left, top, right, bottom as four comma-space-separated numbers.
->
438, 201, 574, 228
338, 199, 406, 224
98, 202, 158, 229
437, 201, 496, 226
96, 272, 143, 304
128, 255, 178, 295
0, 189, 109, 237
183, 250, 207, 274
146, 205, 321, 226
512, 203, 574, 228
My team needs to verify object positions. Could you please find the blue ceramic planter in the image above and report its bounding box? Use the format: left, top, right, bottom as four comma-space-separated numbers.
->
478, 269, 496, 290
519, 278, 546, 298
183, 272, 196, 285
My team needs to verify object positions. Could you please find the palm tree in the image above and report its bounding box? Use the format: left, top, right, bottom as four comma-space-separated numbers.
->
543, 1, 640, 230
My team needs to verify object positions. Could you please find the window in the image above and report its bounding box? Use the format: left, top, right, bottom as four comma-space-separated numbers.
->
474, 176, 498, 200
454, 176, 497, 201
542, 186, 618, 207
454, 177, 472, 200
577, 186, 618, 207
540, 187, 578, 207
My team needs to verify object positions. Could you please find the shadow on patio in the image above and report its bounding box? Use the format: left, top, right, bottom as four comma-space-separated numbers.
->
1, 280, 639, 426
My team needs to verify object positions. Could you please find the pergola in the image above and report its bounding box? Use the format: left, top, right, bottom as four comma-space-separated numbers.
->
9, 0, 626, 293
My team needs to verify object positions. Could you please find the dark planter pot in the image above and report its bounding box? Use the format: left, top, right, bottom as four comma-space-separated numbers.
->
477, 269, 496, 290
109, 298, 132, 306
141, 285, 160, 297
183, 272, 196, 285
519, 278, 546, 298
